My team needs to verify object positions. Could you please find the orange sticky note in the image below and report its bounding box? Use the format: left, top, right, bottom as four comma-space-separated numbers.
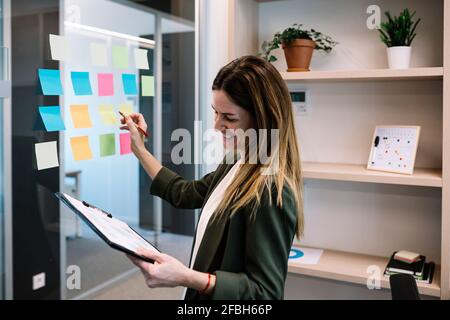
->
70, 136, 93, 161
70, 105, 92, 128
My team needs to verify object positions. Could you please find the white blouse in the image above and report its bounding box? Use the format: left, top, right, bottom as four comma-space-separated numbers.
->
189, 158, 242, 268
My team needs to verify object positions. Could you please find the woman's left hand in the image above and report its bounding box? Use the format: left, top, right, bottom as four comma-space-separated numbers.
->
127, 248, 190, 288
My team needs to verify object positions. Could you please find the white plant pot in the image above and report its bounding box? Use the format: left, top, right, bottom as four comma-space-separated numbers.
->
387, 46, 412, 69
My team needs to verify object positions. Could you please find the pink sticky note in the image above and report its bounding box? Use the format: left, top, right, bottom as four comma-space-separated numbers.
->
98, 73, 114, 96
120, 133, 132, 155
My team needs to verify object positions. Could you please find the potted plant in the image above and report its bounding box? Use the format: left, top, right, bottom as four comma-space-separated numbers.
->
260, 24, 337, 72
378, 9, 421, 69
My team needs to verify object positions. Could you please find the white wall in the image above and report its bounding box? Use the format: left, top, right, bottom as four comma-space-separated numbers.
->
200, 0, 232, 175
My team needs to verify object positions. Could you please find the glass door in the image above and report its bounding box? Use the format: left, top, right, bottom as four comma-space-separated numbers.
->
61, 0, 197, 299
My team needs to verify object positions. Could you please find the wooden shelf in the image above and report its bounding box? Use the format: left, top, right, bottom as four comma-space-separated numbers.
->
281, 67, 444, 82
302, 162, 442, 187
288, 247, 441, 297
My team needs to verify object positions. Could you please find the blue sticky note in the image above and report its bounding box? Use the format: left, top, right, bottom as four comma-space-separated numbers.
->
38, 106, 66, 132
71, 71, 93, 96
38, 69, 63, 95
122, 74, 138, 95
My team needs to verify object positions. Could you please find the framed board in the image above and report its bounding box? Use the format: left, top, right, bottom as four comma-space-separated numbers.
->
367, 126, 421, 175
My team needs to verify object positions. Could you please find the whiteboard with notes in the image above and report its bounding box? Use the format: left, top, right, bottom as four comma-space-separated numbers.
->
367, 126, 421, 175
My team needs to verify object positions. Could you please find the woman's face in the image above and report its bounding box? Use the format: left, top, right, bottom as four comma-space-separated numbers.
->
212, 90, 256, 149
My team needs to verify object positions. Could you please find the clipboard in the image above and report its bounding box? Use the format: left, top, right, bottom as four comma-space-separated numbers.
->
56, 192, 159, 263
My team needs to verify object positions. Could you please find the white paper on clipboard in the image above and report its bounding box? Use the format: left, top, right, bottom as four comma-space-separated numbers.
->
61, 193, 157, 254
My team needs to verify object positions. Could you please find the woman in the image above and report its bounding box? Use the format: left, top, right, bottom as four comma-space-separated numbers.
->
122, 55, 303, 300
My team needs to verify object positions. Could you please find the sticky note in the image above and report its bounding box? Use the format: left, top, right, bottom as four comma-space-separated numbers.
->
112, 46, 128, 69
70, 136, 93, 161
49, 34, 70, 61
98, 105, 118, 125
35, 141, 59, 170
70, 105, 92, 129
38, 69, 63, 95
90, 43, 108, 67
38, 106, 66, 132
122, 74, 138, 95
71, 72, 93, 96
119, 103, 133, 116
98, 73, 114, 96
99, 133, 116, 157
141, 75, 154, 97
120, 133, 132, 155
134, 48, 149, 70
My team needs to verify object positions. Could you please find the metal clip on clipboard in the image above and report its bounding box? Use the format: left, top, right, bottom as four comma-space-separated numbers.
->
82, 201, 113, 218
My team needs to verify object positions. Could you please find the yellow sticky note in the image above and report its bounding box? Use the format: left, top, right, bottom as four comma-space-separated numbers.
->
70, 136, 93, 161
98, 105, 118, 125
141, 75, 154, 97
70, 105, 92, 128
119, 103, 134, 116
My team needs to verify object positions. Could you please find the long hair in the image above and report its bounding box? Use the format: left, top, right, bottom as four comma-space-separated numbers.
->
212, 55, 304, 238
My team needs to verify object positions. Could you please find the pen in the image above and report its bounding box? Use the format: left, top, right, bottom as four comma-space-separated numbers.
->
371, 136, 380, 164
118, 111, 149, 137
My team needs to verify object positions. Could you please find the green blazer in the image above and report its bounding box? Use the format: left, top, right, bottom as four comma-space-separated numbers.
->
150, 160, 297, 300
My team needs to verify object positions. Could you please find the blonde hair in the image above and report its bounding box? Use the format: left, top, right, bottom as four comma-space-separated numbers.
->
212, 56, 304, 238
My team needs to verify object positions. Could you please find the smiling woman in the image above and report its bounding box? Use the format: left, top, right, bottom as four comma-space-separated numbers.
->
212, 90, 256, 149
123, 55, 303, 300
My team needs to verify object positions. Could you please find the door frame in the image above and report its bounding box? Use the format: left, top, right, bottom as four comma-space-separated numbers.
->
2, 0, 13, 301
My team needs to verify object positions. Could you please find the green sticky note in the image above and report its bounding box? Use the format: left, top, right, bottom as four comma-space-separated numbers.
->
112, 46, 128, 69
141, 75, 154, 97
99, 133, 116, 157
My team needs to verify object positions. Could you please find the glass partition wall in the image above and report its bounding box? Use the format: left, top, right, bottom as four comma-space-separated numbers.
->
60, 0, 196, 299
5, 0, 195, 300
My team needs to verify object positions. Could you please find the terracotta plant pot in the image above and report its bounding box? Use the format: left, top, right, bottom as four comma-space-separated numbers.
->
282, 39, 316, 72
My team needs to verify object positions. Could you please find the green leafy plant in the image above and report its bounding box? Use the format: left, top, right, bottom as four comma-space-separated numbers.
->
378, 9, 421, 47
260, 24, 337, 62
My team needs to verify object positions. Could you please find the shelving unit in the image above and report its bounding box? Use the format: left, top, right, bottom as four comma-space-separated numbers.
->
229, 0, 449, 299
288, 247, 441, 297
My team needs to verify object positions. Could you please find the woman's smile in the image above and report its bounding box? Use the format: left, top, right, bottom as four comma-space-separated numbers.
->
222, 131, 234, 141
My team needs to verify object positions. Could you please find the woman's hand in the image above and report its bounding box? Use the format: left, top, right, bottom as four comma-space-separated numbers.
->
127, 248, 191, 288
127, 248, 216, 294
120, 113, 162, 179
120, 113, 148, 157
